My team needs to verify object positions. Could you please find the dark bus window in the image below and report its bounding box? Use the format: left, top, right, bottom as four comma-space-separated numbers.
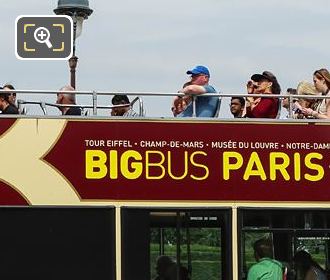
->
121, 208, 231, 280
0, 207, 115, 279
238, 208, 330, 280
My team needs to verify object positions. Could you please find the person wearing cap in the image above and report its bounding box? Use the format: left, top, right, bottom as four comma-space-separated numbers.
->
301, 68, 330, 119
281, 88, 300, 119
0, 87, 19, 114
173, 65, 219, 117
245, 71, 281, 118
282, 88, 296, 111
56, 85, 82, 116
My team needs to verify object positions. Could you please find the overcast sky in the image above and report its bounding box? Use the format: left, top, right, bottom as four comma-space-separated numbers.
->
2, 0, 330, 116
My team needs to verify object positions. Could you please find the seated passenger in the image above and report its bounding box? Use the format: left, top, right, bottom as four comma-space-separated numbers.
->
295, 81, 319, 119
245, 71, 281, 118
56, 85, 82, 116
301, 68, 330, 119
247, 238, 283, 280
3, 84, 17, 106
230, 97, 245, 118
111, 95, 138, 117
173, 65, 219, 117
282, 88, 298, 118
293, 250, 326, 280
171, 82, 191, 117
153, 255, 175, 280
0, 87, 19, 114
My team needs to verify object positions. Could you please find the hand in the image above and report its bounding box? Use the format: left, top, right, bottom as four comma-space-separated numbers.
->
247, 80, 256, 94
301, 107, 313, 117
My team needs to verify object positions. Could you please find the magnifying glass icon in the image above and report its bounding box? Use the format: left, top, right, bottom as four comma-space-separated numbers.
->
34, 27, 53, 49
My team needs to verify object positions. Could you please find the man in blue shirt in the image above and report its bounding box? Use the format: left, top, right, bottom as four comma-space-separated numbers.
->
173, 65, 219, 117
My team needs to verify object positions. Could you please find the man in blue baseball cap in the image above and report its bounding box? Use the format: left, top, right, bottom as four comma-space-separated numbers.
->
172, 65, 219, 117
186, 65, 210, 77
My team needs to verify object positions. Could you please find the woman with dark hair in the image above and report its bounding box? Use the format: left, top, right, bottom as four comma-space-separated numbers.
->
245, 71, 281, 118
293, 250, 326, 280
301, 68, 330, 119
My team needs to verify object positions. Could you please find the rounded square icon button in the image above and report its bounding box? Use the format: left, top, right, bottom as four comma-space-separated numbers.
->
16, 15, 73, 60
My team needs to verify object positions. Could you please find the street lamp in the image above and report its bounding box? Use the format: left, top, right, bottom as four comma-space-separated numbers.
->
54, 0, 93, 89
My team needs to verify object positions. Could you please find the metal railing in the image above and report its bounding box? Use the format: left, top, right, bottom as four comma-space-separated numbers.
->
12, 90, 145, 117
1, 89, 330, 120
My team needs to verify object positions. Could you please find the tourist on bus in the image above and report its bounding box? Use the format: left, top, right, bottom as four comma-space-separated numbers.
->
111, 95, 138, 117
281, 88, 299, 119
293, 250, 326, 280
3, 84, 17, 106
0, 86, 19, 114
230, 96, 245, 118
301, 68, 330, 119
171, 82, 191, 117
247, 238, 283, 280
245, 71, 281, 118
173, 65, 219, 117
295, 81, 319, 119
56, 85, 82, 116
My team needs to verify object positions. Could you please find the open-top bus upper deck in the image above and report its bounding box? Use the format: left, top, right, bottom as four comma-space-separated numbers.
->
1, 90, 330, 280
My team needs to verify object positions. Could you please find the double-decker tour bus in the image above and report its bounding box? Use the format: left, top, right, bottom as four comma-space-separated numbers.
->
1, 91, 330, 280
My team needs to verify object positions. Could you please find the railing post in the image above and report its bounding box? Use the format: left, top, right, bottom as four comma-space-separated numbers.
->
192, 95, 197, 117
92, 91, 97, 116
288, 96, 293, 118
40, 101, 47, 115
17, 100, 23, 114
138, 97, 144, 116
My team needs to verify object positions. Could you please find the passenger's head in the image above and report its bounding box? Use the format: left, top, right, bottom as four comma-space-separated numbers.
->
111, 94, 130, 116
294, 250, 326, 278
0, 86, 11, 110
155, 255, 175, 278
186, 65, 210, 86
230, 97, 245, 118
282, 88, 297, 109
313, 68, 330, 94
253, 238, 273, 261
56, 85, 76, 114
57, 85, 76, 104
296, 81, 319, 109
3, 84, 16, 105
251, 71, 281, 95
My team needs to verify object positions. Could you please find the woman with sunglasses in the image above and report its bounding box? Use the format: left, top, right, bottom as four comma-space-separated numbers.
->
301, 68, 330, 119
3, 84, 17, 106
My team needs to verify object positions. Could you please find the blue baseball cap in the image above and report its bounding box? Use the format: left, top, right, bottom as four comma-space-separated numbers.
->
186, 65, 210, 77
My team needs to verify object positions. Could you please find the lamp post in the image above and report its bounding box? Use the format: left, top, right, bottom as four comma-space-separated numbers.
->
54, 0, 93, 89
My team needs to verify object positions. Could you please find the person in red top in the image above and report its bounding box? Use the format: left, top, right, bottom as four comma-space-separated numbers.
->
245, 71, 281, 118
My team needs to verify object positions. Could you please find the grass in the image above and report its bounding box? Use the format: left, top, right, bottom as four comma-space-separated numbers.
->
150, 243, 221, 280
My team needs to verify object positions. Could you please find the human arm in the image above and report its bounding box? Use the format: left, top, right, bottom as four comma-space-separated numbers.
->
302, 99, 330, 119
178, 85, 207, 95
246, 98, 277, 118
172, 96, 191, 116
